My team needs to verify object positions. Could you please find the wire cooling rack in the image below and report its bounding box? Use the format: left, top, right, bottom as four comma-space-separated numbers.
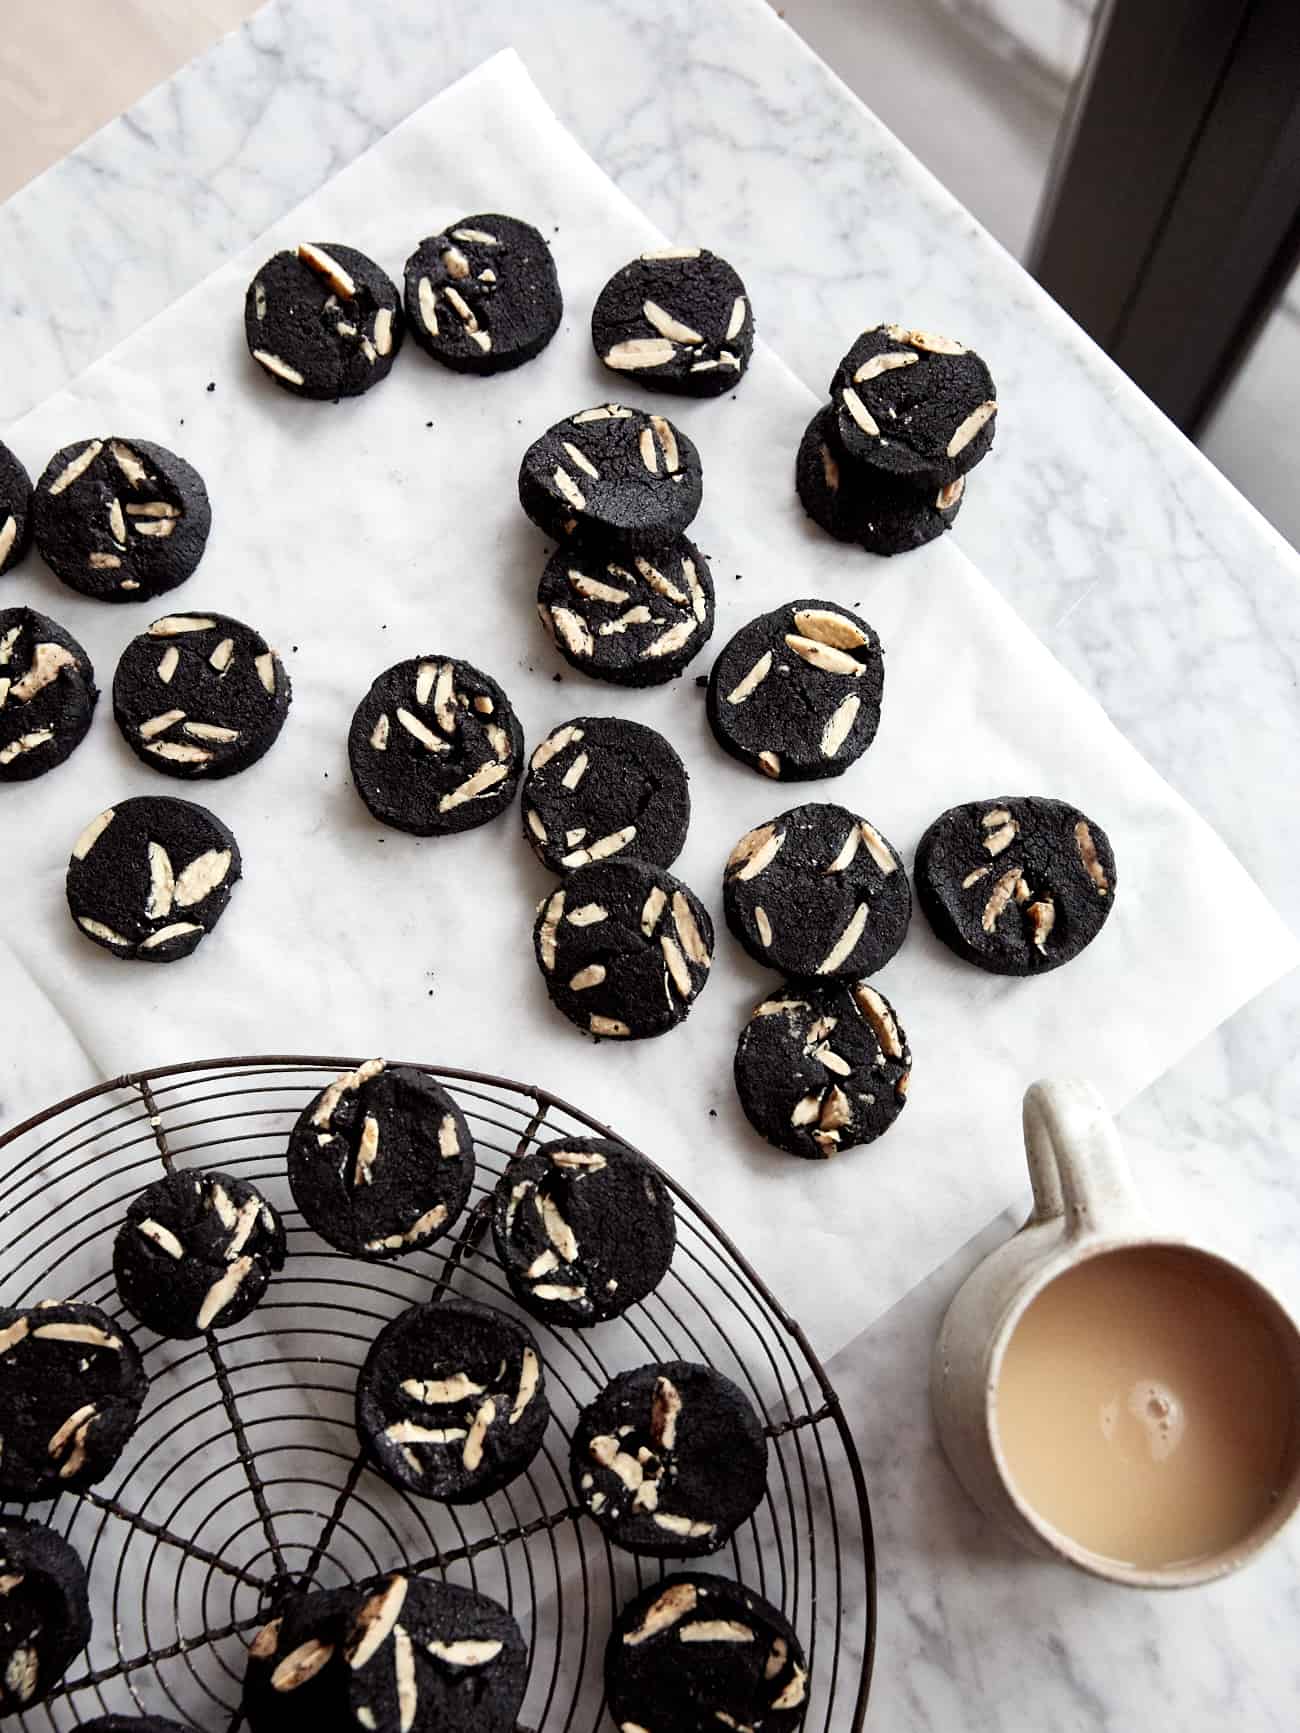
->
0, 1056, 875, 1730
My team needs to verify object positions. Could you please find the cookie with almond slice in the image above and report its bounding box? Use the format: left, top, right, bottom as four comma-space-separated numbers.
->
404, 213, 561, 375
0, 441, 33, 576
796, 403, 965, 553
521, 715, 690, 872
0, 606, 97, 782
592, 246, 754, 396
0, 1520, 92, 1714
245, 242, 403, 398
519, 404, 702, 550
536, 535, 714, 687
830, 323, 996, 486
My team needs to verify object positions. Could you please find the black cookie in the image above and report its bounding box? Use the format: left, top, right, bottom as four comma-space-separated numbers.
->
0, 441, 33, 576
536, 535, 714, 687
114, 1170, 286, 1338
606, 1573, 809, 1733
592, 246, 754, 397
356, 1299, 548, 1503
830, 324, 997, 486
0, 1301, 148, 1499
796, 404, 965, 553
916, 795, 1116, 975
522, 716, 690, 873
734, 979, 912, 1159
242, 1583, 360, 1733
707, 600, 883, 781
404, 213, 561, 375
492, 1135, 676, 1327
518, 405, 702, 551
67, 795, 241, 963
77, 1720, 190, 1731
289, 1059, 475, 1260
113, 610, 291, 779
32, 437, 211, 603
723, 804, 910, 979
246, 242, 403, 399
535, 859, 714, 1041
348, 656, 524, 837
572, 1362, 767, 1557
0, 1521, 92, 1715
0, 607, 98, 781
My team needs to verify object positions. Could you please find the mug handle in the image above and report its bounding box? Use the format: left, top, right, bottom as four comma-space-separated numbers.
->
1022, 1078, 1145, 1239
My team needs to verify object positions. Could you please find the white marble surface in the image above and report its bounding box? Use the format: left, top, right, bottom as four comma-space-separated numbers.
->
2, 1, 1298, 1727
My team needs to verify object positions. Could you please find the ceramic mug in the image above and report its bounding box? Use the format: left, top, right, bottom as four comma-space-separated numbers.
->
931, 1077, 1300, 1587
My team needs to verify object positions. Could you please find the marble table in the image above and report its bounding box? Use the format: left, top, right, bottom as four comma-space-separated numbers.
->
2, 0, 1297, 1725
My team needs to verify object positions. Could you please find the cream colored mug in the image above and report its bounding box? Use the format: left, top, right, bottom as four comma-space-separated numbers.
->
932, 1077, 1300, 1587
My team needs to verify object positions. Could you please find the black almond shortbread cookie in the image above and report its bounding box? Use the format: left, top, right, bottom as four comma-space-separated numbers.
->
519, 404, 702, 551
535, 858, 714, 1041
916, 795, 1116, 975
356, 1299, 549, 1503
78, 1720, 191, 1732
492, 1135, 676, 1327
404, 213, 562, 375
0, 441, 33, 576
0, 607, 98, 782
0, 1521, 92, 1716
830, 324, 997, 487
592, 245, 754, 397
113, 610, 291, 779
522, 716, 690, 874
723, 803, 910, 979
246, 242, 403, 399
33, 437, 211, 603
734, 979, 912, 1159
114, 1170, 286, 1338
242, 1583, 360, 1733
536, 535, 715, 687
573, 1362, 768, 1557
289, 1058, 475, 1260
606, 1573, 810, 1733
0, 1301, 148, 1499
796, 404, 965, 554
67, 795, 241, 962
707, 599, 883, 782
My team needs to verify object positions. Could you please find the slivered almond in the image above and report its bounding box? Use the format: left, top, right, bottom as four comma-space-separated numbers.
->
726, 650, 772, 704
854, 983, 903, 1058
643, 300, 702, 344
817, 903, 869, 973
947, 399, 997, 457
604, 337, 675, 369
821, 694, 861, 757
854, 350, 919, 382
841, 387, 880, 436
727, 822, 783, 879
785, 634, 863, 676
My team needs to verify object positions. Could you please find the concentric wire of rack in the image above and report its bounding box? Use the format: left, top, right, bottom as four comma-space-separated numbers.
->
0, 1056, 875, 1730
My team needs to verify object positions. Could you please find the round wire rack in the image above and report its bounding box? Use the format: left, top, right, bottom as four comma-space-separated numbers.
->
0, 1056, 875, 1730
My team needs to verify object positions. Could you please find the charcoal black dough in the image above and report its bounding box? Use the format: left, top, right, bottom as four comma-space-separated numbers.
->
114, 1169, 286, 1338
796, 403, 965, 553
0, 1521, 92, 1715
491, 1135, 676, 1327
522, 716, 690, 873
77, 1720, 190, 1731
356, 1299, 549, 1503
706, 599, 883, 781
66, 794, 241, 963
734, 979, 912, 1159
0, 441, 33, 576
534, 858, 714, 1041
32, 437, 211, 603
536, 535, 714, 687
830, 324, 997, 486
289, 1059, 475, 1260
572, 1361, 767, 1558
113, 610, 291, 779
246, 242, 403, 399
404, 213, 561, 375
0, 1301, 148, 1499
348, 656, 524, 837
518, 404, 702, 551
916, 795, 1116, 976
242, 1583, 360, 1733
592, 246, 754, 397
0, 607, 98, 782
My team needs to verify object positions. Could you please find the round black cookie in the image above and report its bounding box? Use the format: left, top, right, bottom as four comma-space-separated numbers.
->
572, 1361, 767, 1557
536, 535, 714, 687
606, 1573, 810, 1733
114, 1170, 286, 1338
707, 599, 883, 781
356, 1299, 549, 1503
723, 804, 910, 979
518, 404, 702, 551
245, 242, 403, 399
113, 610, 290, 779
0, 1301, 148, 1499
0, 1521, 92, 1715
734, 979, 912, 1159
0, 607, 98, 782
32, 437, 211, 602
404, 213, 561, 375
535, 858, 714, 1041
348, 656, 524, 837
289, 1059, 475, 1260
492, 1135, 676, 1327
66, 795, 241, 962
796, 403, 965, 553
242, 1583, 361, 1733
77, 1720, 191, 1731
592, 245, 754, 397
916, 795, 1116, 975
522, 716, 690, 873
830, 323, 997, 487
0, 440, 33, 576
